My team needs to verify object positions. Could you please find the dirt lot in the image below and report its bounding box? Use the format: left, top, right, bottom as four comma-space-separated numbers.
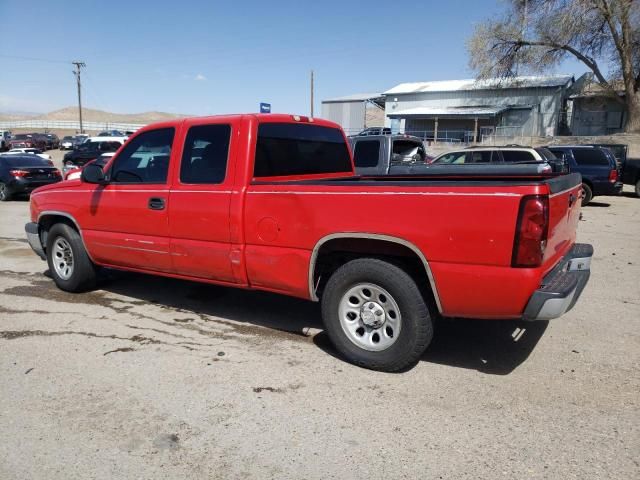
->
1, 150, 639, 479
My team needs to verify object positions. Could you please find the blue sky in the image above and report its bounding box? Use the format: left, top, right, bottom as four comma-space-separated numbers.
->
0, 0, 587, 116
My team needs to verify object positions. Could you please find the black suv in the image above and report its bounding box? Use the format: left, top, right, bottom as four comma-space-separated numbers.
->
546, 146, 622, 205
63, 140, 122, 169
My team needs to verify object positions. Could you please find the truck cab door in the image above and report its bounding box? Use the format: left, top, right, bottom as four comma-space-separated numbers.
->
81, 127, 175, 272
168, 121, 238, 283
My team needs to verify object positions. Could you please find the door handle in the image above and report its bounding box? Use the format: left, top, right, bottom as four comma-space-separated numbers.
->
148, 197, 165, 210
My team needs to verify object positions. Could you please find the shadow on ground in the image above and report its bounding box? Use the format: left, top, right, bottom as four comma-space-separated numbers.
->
585, 201, 611, 208
55, 269, 548, 374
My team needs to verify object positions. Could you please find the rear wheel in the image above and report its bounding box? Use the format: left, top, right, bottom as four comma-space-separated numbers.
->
321, 258, 433, 372
0, 182, 11, 201
581, 183, 593, 206
635, 179, 640, 198
46, 223, 97, 292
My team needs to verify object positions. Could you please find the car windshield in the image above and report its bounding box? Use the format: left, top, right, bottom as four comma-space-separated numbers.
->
63, 136, 73, 141
1, 156, 51, 167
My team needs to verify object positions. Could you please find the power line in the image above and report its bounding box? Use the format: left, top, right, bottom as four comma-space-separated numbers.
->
0, 54, 71, 65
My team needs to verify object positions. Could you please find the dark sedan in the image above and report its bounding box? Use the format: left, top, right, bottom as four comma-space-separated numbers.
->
0, 155, 62, 201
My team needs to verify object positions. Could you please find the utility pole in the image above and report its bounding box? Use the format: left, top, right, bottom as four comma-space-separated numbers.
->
72, 61, 86, 133
310, 69, 314, 117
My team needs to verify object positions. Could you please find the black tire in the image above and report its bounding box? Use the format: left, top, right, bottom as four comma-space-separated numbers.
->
581, 183, 593, 206
46, 223, 97, 292
0, 182, 11, 201
635, 179, 640, 198
321, 258, 434, 372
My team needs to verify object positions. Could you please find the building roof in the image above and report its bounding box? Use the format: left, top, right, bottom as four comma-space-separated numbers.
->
387, 106, 511, 118
322, 93, 383, 103
384, 75, 574, 95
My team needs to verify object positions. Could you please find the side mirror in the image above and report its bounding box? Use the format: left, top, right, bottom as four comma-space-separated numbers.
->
81, 163, 107, 184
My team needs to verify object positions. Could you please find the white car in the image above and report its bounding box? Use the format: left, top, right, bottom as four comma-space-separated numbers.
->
65, 152, 115, 180
60, 136, 75, 150
4, 148, 52, 161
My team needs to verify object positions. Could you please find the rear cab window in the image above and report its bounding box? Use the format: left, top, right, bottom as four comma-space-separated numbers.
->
391, 140, 425, 165
353, 140, 381, 168
253, 123, 352, 178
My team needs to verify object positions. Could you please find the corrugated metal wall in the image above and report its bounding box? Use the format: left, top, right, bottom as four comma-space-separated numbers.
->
385, 87, 564, 136
321, 101, 366, 132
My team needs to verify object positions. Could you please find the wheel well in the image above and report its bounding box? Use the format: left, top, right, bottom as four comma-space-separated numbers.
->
312, 237, 439, 312
37, 214, 79, 249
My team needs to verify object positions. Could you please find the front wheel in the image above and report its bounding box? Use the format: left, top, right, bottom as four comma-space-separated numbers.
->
321, 258, 434, 372
46, 223, 97, 292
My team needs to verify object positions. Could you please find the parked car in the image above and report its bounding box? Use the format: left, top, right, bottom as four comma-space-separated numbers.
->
0, 130, 11, 151
546, 145, 622, 205
62, 137, 125, 171
354, 127, 392, 137
25, 113, 591, 372
621, 157, 640, 197
430, 146, 567, 173
60, 136, 75, 150
587, 142, 640, 197
44, 133, 60, 149
4, 148, 53, 161
64, 153, 114, 180
9, 133, 47, 150
72, 134, 89, 147
0, 155, 61, 201
98, 130, 126, 137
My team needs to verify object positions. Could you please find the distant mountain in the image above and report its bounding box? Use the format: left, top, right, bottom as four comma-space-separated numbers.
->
0, 107, 190, 123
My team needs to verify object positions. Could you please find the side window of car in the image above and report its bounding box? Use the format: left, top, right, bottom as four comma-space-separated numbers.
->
180, 124, 231, 184
502, 150, 536, 162
572, 149, 609, 166
353, 140, 381, 168
109, 128, 174, 184
469, 151, 492, 163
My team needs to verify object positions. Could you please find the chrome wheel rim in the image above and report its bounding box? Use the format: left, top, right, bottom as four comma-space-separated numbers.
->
0, 183, 6, 200
338, 283, 401, 351
52, 237, 74, 280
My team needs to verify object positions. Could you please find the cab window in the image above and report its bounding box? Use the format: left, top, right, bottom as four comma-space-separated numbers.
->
180, 124, 231, 184
109, 128, 174, 183
353, 140, 380, 168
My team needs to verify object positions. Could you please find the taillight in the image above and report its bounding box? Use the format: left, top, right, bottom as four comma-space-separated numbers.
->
512, 195, 549, 268
10, 169, 29, 177
609, 169, 618, 183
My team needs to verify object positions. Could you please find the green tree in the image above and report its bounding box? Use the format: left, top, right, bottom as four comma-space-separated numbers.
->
468, 0, 640, 133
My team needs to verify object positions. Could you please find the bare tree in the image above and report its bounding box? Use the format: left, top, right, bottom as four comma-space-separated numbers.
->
468, 0, 640, 133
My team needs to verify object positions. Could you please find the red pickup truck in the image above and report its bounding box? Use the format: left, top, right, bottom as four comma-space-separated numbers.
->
25, 114, 592, 371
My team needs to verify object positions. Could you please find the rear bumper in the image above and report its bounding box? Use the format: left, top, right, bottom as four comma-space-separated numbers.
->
25, 222, 46, 260
522, 243, 593, 321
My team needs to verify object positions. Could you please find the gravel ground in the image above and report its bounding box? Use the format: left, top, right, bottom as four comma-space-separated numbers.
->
0, 150, 638, 479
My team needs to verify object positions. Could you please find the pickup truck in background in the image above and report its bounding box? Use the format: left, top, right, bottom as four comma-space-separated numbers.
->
350, 134, 432, 175
25, 114, 592, 371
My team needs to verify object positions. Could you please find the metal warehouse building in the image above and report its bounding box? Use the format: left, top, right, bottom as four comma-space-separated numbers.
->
384, 75, 575, 142
321, 93, 385, 135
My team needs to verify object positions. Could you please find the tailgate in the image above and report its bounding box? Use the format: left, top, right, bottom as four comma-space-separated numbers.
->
543, 173, 583, 273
